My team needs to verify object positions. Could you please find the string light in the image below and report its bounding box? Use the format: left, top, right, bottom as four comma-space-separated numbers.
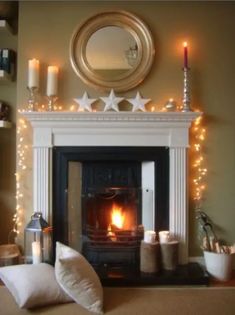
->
191, 114, 207, 210
9, 114, 29, 241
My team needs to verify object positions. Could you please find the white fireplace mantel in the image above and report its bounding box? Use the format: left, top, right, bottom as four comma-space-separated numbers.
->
24, 111, 200, 264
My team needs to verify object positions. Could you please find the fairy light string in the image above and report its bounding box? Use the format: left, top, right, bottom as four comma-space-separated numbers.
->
191, 114, 207, 211
10, 115, 29, 241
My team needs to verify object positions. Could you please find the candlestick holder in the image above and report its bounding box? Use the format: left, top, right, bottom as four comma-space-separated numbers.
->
182, 67, 191, 112
47, 95, 57, 111
27, 86, 38, 111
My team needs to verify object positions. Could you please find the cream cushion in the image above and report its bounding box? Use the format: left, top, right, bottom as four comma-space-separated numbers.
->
0, 263, 72, 309
55, 242, 103, 314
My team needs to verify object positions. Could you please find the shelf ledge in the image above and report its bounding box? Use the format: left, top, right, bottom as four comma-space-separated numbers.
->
0, 121, 12, 128
0, 70, 13, 82
0, 19, 13, 34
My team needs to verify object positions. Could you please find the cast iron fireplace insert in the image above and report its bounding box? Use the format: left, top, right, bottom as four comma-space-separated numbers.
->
53, 146, 169, 281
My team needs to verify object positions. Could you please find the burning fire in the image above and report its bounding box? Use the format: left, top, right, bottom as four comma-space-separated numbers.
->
111, 204, 125, 229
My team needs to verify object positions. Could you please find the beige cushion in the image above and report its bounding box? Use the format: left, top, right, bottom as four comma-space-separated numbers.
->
55, 242, 103, 314
0, 263, 72, 309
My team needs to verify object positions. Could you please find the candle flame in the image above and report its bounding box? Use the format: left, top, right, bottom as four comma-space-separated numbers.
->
183, 41, 188, 47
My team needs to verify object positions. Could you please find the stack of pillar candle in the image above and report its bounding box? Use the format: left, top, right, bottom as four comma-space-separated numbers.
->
140, 230, 160, 273
158, 231, 179, 270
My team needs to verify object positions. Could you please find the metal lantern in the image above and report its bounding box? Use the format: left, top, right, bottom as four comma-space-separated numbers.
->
24, 212, 52, 264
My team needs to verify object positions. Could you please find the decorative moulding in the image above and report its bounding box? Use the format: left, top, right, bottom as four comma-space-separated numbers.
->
23, 111, 200, 123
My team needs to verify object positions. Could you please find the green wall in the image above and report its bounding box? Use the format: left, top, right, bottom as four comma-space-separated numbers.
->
15, 1, 235, 256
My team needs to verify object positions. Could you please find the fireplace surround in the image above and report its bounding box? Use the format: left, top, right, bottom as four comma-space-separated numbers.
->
23, 111, 200, 265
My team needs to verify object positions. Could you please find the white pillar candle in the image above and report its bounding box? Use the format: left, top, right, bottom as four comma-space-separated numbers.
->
47, 66, 58, 96
28, 59, 39, 88
32, 241, 42, 264
144, 230, 156, 243
159, 230, 170, 243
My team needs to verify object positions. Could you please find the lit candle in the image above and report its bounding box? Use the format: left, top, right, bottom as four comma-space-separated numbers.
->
47, 66, 58, 96
28, 59, 39, 88
144, 230, 156, 243
159, 231, 170, 243
32, 241, 42, 264
183, 42, 188, 68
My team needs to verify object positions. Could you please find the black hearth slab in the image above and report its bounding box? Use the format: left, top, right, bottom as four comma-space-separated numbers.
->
99, 263, 209, 286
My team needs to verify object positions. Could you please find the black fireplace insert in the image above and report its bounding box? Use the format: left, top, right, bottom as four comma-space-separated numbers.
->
53, 146, 169, 273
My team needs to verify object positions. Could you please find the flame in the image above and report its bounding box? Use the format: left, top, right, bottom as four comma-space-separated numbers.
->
111, 204, 125, 229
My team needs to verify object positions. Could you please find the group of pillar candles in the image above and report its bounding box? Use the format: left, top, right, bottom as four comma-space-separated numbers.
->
141, 230, 179, 273
28, 59, 58, 97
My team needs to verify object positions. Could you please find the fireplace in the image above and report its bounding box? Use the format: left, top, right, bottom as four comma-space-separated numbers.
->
23, 111, 200, 268
53, 146, 169, 271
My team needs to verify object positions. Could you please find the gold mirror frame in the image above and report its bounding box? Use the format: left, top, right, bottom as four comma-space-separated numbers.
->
70, 11, 155, 92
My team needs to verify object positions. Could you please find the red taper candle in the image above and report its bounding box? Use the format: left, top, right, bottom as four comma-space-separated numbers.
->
183, 42, 188, 68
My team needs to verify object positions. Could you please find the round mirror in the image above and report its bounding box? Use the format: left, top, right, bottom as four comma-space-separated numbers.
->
70, 11, 155, 92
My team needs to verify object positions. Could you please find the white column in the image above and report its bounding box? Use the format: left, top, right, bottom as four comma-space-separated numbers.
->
33, 147, 52, 222
33, 128, 53, 223
169, 147, 188, 264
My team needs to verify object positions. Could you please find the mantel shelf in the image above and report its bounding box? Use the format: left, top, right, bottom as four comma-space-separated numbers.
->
22, 110, 201, 124
0, 120, 12, 128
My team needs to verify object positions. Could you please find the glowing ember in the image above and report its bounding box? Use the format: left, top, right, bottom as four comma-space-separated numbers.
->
107, 224, 116, 241
111, 204, 125, 229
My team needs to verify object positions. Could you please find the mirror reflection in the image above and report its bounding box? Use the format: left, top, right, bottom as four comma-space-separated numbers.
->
86, 26, 138, 80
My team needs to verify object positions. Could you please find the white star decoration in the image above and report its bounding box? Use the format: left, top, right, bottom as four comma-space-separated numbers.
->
100, 89, 124, 112
127, 92, 151, 112
74, 92, 97, 112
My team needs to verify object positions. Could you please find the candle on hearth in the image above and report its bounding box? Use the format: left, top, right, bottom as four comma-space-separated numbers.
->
28, 59, 39, 88
32, 241, 42, 264
159, 230, 170, 243
144, 230, 156, 243
47, 66, 58, 96
183, 42, 188, 68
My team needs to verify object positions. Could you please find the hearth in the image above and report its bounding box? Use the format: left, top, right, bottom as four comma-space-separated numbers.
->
53, 146, 169, 273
